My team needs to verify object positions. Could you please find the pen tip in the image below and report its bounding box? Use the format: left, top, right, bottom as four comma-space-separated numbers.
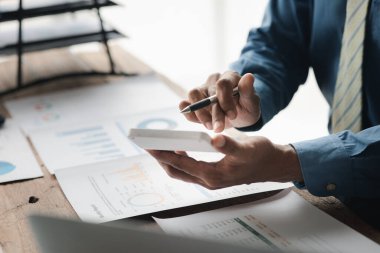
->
180, 107, 191, 114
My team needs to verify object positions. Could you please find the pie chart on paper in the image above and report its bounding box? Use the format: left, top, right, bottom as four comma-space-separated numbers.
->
0, 161, 16, 175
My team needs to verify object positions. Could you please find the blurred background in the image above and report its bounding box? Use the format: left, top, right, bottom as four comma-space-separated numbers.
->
103, 0, 330, 143
103, 0, 268, 88
0, 0, 329, 143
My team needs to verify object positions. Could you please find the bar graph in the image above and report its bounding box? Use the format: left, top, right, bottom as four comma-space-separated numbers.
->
56, 125, 125, 162
107, 163, 149, 183
30, 121, 140, 173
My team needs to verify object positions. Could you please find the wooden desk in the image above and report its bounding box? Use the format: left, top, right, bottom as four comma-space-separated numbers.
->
0, 45, 379, 253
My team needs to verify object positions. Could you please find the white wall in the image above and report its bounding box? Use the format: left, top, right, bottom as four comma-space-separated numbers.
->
219, 0, 268, 69
103, 0, 268, 89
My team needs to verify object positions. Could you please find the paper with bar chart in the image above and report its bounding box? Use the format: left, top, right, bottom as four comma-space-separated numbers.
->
29, 107, 207, 173
155, 190, 380, 253
55, 155, 292, 222
0, 121, 42, 183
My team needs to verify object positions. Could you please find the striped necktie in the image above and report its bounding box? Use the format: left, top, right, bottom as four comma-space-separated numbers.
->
332, 0, 370, 133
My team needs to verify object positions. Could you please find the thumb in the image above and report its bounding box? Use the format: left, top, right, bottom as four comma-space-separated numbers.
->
212, 134, 240, 155
238, 73, 256, 103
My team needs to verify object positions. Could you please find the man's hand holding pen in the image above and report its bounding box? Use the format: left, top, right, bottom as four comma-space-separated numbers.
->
179, 71, 261, 133
147, 71, 304, 189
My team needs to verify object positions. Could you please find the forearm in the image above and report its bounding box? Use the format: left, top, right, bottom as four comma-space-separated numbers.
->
230, 0, 311, 128
292, 126, 380, 199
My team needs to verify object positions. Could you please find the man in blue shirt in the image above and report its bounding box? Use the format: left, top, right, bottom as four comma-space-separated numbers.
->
148, 0, 380, 228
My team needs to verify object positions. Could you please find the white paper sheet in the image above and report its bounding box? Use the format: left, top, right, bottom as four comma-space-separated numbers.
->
0, 121, 42, 183
29, 107, 208, 173
155, 190, 380, 253
5, 74, 181, 134
55, 154, 292, 223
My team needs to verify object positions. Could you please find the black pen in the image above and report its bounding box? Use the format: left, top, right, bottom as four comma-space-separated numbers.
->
180, 87, 239, 114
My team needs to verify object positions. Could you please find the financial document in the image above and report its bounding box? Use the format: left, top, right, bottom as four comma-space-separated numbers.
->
155, 190, 380, 253
0, 121, 42, 183
55, 155, 292, 223
29, 107, 207, 173
5, 74, 181, 134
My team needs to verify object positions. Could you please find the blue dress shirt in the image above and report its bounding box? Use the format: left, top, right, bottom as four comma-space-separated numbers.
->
230, 0, 380, 228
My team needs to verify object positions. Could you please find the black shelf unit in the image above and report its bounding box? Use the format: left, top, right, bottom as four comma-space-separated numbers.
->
0, 0, 116, 21
0, 0, 133, 95
0, 30, 124, 55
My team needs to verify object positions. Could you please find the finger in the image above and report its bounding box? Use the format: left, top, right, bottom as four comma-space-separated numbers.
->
211, 134, 241, 155
188, 88, 213, 130
158, 161, 205, 185
149, 150, 224, 190
147, 150, 212, 178
174, 150, 188, 156
179, 101, 200, 123
215, 71, 240, 120
205, 73, 221, 95
211, 103, 225, 133
238, 73, 256, 103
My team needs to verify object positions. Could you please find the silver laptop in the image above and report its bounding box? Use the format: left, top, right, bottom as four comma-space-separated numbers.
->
29, 215, 276, 253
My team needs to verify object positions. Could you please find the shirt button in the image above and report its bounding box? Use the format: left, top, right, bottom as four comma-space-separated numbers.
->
326, 183, 336, 191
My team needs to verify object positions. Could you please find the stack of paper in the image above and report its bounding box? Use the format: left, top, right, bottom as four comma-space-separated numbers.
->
28, 107, 207, 173
4, 74, 292, 222
155, 190, 380, 253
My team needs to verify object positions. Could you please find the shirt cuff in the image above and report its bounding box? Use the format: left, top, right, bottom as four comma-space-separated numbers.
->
235, 115, 263, 132
291, 134, 353, 197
